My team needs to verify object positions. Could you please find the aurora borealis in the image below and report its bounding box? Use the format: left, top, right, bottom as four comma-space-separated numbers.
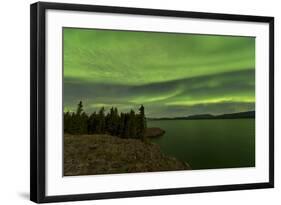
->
63, 28, 255, 118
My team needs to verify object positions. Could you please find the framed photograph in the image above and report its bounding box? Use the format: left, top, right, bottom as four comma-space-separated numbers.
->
30, 2, 274, 203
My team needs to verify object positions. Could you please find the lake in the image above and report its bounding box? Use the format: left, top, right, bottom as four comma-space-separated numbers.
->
148, 119, 255, 170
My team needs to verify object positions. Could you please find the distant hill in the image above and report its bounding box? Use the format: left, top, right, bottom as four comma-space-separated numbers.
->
148, 111, 255, 120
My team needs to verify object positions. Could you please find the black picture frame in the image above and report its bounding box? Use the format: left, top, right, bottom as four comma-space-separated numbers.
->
30, 1, 274, 203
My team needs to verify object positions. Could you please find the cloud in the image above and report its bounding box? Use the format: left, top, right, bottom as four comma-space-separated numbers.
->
63, 28, 255, 85
63, 28, 255, 117
64, 70, 255, 117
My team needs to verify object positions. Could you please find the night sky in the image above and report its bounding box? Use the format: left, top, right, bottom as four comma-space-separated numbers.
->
63, 28, 255, 118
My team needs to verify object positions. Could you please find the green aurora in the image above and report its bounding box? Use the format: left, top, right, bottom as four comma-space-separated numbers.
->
63, 28, 255, 118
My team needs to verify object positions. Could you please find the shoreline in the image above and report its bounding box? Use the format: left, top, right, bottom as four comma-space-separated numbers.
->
64, 133, 190, 176
145, 127, 165, 138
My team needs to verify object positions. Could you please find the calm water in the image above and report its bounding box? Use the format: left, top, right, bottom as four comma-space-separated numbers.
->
148, 119, 255, 170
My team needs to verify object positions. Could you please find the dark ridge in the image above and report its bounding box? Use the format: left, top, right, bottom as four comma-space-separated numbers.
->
148, 111, 255, 120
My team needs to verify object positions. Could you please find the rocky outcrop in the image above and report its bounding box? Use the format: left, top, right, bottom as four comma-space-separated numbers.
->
64, 134, 190, 176
145, 127, 165, 138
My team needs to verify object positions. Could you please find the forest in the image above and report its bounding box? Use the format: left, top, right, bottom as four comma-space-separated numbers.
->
64, 101, 147, 140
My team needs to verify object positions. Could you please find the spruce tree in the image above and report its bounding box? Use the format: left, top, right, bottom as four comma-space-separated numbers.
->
113, 107, 119, 135
123, 113, 130, 138
129, 110, 136, 138
64, 112, 70, 133
88, 112, 97, 134
76, 101, 83, 115
63, 102, 147, 139
137, 105, 146, 140
119, 113, 126, 137
96, 107, 105, 134
107, 107, 115, 135
80, 112, 88, 134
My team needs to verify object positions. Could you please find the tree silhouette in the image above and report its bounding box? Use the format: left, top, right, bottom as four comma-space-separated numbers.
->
123, 113, 130, 138
64, 101, 147, 139
106, 107, 118, 135
129, 110, 137, 138
79, 112, 88, 134
96, 107, 105, 134
76, 101, 83, 115
136, 105, 146, 140
119, 113, 126, 137
88, 112, 97, 134
64, 111, 71, 133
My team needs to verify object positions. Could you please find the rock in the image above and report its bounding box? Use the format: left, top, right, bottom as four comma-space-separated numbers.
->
88, 144, 98, 150
64, 134, 190, 176
145, 127, 165, 138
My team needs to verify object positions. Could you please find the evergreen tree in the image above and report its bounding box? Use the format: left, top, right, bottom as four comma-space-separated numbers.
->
62, 101, 88, 134
112, 107, 119, 135
106, 107, 115, 135
80, 112, 88, 134
136, 105, 147, 140
96, 107, 105, 133
123, 113, 130, 138
63, 101, 147, 139
69, 112, 77, 134
129, 110, 137, 138
76, 101, 83, 115
119, 113, 126, 137
64, 112, 71, 133
88, 112, 97, 134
